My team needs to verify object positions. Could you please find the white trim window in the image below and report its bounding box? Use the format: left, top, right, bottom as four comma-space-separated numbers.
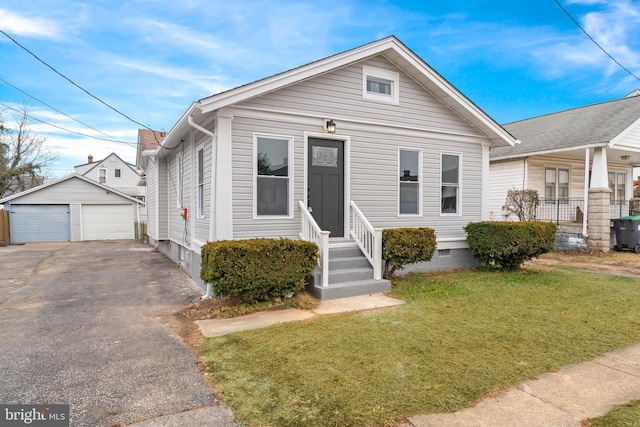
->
545, 167, 569, 200
398, 148, 421, 215
197, 146, 205, 218
441, 153, 461, 214
608, 171, 626, 202
176, 155, 183, 208
255, 135, 293, 217
114, 168, 121, 178
98, 168, 107, 184
362, 65, 399, 105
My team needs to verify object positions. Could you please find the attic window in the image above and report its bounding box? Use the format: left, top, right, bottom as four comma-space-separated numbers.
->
115, 169, 121, 178
363, 65, 399, 105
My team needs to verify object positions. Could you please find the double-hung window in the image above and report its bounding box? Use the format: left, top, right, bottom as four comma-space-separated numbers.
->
441, 153, 460, 214
255, 135, 292, 217
98, 168, 107, 184
197, 147, 205, 218
609, 171, 626, 202
545, 167, 569, 201
399, 149, 421, 215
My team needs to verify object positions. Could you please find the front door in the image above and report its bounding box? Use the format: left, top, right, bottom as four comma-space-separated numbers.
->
308, 138, 344, 237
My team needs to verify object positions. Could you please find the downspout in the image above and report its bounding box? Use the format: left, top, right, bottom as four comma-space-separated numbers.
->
583, 148, 589, 237
187, 115, 215, 300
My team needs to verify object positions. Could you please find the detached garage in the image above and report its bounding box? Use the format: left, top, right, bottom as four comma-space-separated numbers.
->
0, 174, 143, 244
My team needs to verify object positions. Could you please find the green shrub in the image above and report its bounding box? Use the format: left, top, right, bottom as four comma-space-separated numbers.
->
200, 238, 318, 303
464, 221, 558, 271
382, 227, 437, 278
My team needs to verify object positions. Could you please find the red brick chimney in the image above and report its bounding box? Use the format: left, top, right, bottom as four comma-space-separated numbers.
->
88, 154, 93, 163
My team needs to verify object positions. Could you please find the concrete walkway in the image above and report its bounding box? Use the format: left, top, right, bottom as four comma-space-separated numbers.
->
195, 293, 405, 337
402, 344, 640, 427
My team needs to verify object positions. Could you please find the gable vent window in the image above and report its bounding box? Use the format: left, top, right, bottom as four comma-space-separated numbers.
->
363, 65, 399, 104
115, 169, 121, 178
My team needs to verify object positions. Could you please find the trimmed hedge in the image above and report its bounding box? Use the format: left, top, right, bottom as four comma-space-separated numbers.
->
382, 227, 437, 278
200, 238, 318, 303
464, 221, 558, 271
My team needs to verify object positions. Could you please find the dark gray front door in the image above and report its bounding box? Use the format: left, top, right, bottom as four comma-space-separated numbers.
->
308, 138, 344, 237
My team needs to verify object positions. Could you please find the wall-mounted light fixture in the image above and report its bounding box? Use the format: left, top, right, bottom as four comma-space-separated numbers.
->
326, 119, 336, 134
621, 155, 631, 160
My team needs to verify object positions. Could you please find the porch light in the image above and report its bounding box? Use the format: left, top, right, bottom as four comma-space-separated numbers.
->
621, 155, 631, 160
326, 119, 336, 134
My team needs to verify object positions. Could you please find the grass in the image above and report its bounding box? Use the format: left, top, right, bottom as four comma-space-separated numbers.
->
200, 267, 640, 427
585, 400, 640, 427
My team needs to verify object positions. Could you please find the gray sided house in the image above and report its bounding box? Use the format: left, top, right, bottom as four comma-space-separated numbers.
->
144, 36, 515, 299
490, 93, 640, 251
0, 174, 143, 243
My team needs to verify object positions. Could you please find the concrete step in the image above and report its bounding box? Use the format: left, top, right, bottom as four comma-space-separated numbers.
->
309, 279, 392, 300
329, 245, 363, 258
329, 256, 372, 270
329, 267, 374, 285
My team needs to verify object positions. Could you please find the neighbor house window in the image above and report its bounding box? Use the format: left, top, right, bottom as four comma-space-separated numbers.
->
115, 169, 121, 178
441, 153, 460, 214
255, 135, 292, 217
98, 168, 107, 184
609, 171, 626, 201
197, 147, 205, 218
362, 65, 399, 104
545, 167, 569, 201
399, 149, 421, 215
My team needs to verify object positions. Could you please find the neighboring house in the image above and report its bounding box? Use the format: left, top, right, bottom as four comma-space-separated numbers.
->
2, 174, 44, 198
143, 36, 515, 299
75, 152, 147, 220
490, 92, 640, 251
0, 174, 143, 243
136, 129, 164, 173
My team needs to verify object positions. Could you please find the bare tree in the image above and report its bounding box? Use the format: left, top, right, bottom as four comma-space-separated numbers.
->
0, 107, 59, 199
504, 188, 540, 221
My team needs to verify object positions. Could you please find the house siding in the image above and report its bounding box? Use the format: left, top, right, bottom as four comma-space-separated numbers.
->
194, 131, 213, 244
237, 55, 483, 137
157, 157, 169, 240
4, 178, 135, 204
146, 158, 158, 239
167, 142, 192, 247
489, 159, 526, 220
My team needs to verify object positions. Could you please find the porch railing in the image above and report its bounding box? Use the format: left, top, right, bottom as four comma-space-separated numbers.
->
536, 198, 640, 223
298, 201, 330, 287
349, 201, 382, 280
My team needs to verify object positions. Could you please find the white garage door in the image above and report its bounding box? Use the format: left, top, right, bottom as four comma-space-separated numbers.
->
82, 204, 134, 240
9, 204, 70, 243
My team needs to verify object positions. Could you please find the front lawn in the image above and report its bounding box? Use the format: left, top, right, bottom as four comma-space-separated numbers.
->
200, 267, 640, 427
586, 400, 640, 426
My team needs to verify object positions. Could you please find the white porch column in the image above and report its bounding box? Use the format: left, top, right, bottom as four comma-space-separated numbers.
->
481, 142, 491, 221
583, 148, 589, 236
215, 109, 234, 240
590, 147, 608, 188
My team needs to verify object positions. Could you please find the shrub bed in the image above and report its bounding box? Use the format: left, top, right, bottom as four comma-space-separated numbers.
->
382, 227, 437, 278
465, 221, 558, 271
200, 238, 318, 303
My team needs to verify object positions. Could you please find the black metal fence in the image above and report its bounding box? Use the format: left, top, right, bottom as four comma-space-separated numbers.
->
536, 198, 640, 224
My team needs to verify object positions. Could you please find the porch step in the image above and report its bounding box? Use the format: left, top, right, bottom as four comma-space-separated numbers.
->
306, 240, 391, 300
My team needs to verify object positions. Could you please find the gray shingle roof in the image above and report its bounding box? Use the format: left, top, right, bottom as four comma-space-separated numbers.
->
491, 94, 640, 160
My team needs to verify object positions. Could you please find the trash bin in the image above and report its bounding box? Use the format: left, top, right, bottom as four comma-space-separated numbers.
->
612, 216, 640, 253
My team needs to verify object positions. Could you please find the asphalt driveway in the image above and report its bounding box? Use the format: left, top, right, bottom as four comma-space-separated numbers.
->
0, 241, 235, 427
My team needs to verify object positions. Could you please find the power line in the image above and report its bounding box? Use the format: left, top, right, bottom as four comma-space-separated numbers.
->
0, 29, 165, 141
0, 101, 137, 146
0, 76, 134, 145
554, 0, 640, 81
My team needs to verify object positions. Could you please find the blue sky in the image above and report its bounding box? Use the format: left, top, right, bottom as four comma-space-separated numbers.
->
1, 0, 639, 178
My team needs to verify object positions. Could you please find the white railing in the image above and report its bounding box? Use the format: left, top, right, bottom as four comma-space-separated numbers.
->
349, 201, 382, 280
298, 201, 330, 287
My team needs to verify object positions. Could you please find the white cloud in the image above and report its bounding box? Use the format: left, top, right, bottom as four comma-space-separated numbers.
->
0, 9, 60, 38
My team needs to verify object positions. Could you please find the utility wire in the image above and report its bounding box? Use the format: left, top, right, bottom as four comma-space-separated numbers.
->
0, 29, 165, 141
0, 76, 134, 145
0, 101, 137, 146
554, 0, 640, 81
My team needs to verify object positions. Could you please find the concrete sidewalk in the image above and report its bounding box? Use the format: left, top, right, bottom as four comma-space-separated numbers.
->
402, 344, 640, 427
195, 293, 405, 337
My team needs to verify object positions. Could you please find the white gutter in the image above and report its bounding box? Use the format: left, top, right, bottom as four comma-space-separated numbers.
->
187, 115, 216, 300
491, 142, 609, 162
